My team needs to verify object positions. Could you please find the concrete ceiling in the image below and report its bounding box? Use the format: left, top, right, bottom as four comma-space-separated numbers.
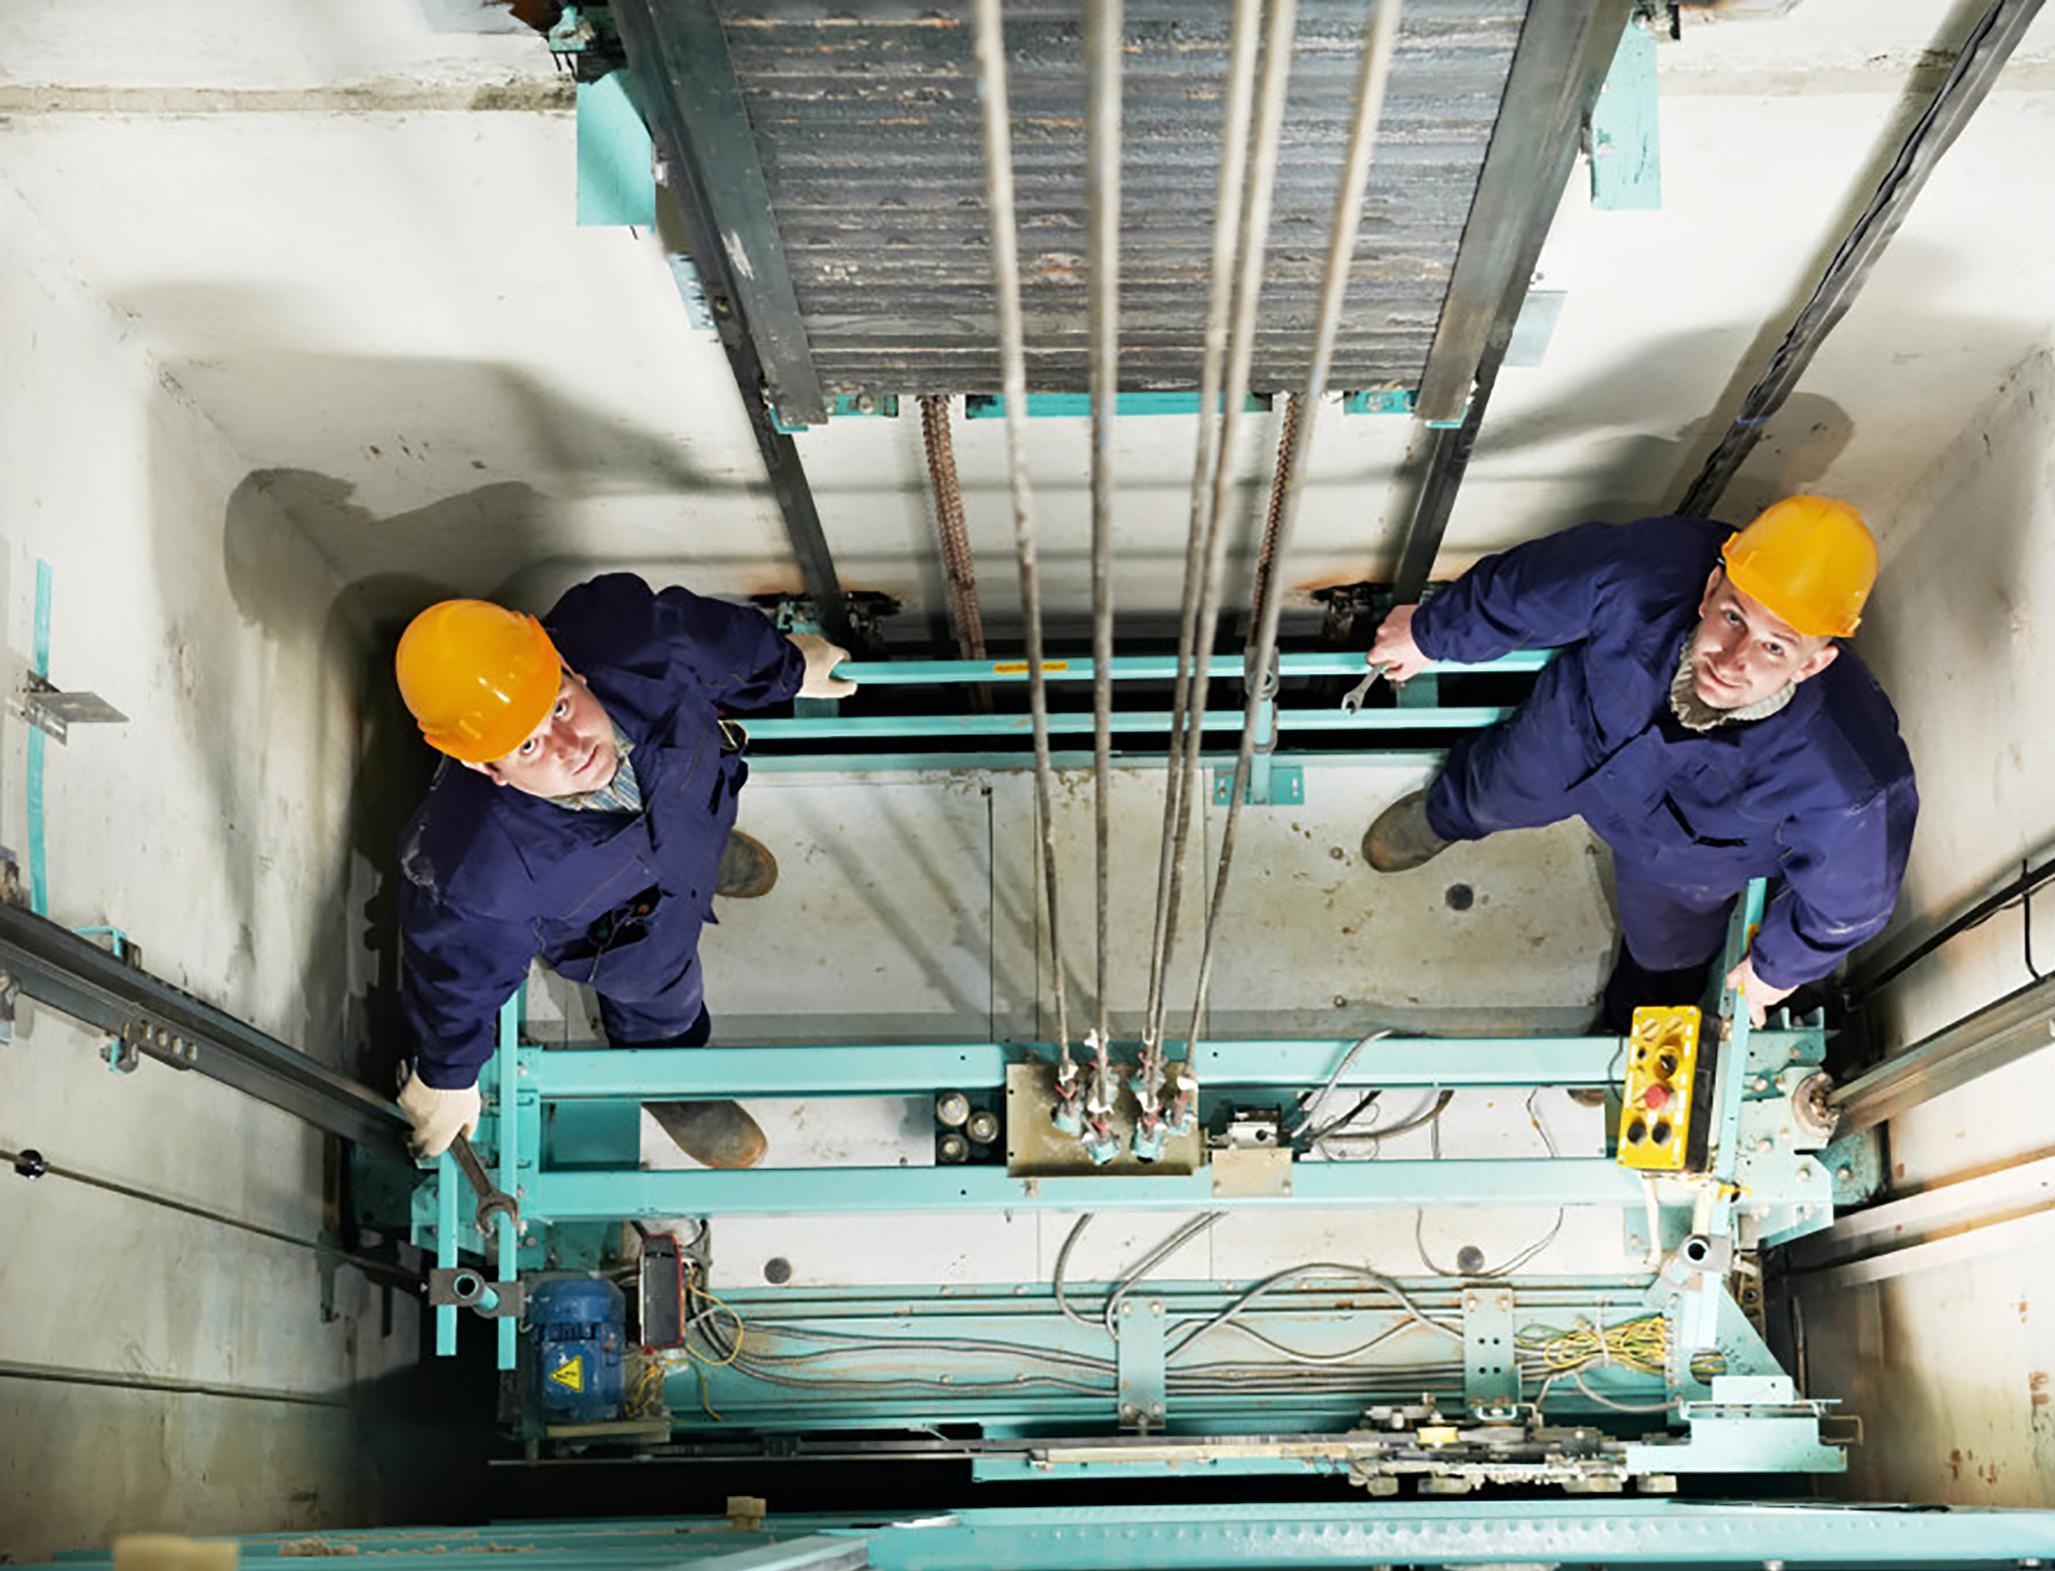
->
3, 0, 2053, 631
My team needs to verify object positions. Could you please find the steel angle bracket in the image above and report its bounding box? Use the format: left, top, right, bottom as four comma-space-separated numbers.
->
1461, 1288, 1519, 1411
10, 672, 127, 745
1115, 1296, 1166, 1432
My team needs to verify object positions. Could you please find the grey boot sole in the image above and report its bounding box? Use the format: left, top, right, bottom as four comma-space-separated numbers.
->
715, 830, 779, 899
648, 1099, 769, 1169
1361, 789, 1452, 873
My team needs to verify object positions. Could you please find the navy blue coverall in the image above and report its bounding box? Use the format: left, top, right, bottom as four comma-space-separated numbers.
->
1411, 516, 1917, 993
399, 574, 802, 1089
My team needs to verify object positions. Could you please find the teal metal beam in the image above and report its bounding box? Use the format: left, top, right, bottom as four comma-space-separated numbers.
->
831, 651, 1550, 685
524, 1036, 1631, 1099
26, 559, 52, 915
531, 1158, 1647, 1219
745, 747, 1449, 775
1588, 21, 1662, 210
34, 1504, 2055, 1570
744, 707, 1511, 741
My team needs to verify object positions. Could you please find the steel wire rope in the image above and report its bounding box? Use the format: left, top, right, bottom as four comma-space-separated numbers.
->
1178, 0, 1404, 1072
1086, 0, 1121, 1073
1148, 0, 1300, 1078
1139, 0, 1265, 1083
974, 0, 1074, 1071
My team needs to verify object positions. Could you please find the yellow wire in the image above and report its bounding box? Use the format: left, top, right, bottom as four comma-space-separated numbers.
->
681, 1259, 747, 1368
1517, 1313, 1671, 1376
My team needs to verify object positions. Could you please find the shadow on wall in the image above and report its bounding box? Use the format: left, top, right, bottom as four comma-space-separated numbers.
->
1463, 236, 2034, 533
219, 469, 582, 1087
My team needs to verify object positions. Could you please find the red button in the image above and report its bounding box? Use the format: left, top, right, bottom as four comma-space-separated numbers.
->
1642, 1083, 1672, 1111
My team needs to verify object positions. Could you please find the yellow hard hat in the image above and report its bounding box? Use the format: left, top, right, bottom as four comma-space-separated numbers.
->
394, 599, 561, 762
1720, 495, 1878, 638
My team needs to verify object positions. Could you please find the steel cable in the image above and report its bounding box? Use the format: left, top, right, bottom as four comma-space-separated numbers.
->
973, 0, 1072, 1069
1087, 0, 1121, 1061
1180, 0, 1403, 1061
1139, 0, 1265, 1077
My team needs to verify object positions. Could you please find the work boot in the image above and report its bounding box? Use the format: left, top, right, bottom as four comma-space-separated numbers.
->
715, 830, 778, 898
648, 1100, 768, 1169
1361, 789, 1450, 872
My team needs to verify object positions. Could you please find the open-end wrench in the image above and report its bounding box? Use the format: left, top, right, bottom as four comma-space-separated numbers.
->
1339, 662, 1388, 714
449, 1131, 521, 1235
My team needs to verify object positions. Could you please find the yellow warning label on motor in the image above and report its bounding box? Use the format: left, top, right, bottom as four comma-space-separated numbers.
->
993, 660, 1069, 675
548, 1357, 585, 1393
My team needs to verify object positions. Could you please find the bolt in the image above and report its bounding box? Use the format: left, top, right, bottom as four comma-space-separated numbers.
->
12, 1148, 48, 1180
1119, 1404, 1136, 1420
1835, 1165, 1853, 1182
1150, 1300, 1163, 1316
1150, 1402, 1165, 1417
1121, 1302, 1133, 1316
854, 392, 878, 414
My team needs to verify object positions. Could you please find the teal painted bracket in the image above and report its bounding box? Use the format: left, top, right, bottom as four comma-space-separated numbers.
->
435, 1148, 459, 1356
1213, 762, 1301, 807
577, 69, 655, 228
1114, 1295, 1166, 1430
1822, 1127, 1883, 1207
1341, 388, 1416, 416
493, 992, 525, 1372
963, 391, 1271, 420
1590, 23, 1662, 211
771, 393, 900, 434
665, 253, 717, 332
26, 559, 52, 915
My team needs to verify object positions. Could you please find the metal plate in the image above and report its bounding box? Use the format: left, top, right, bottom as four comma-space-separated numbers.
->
1210, 1145, 1294, 1198
1005, 1062, 1201, 1178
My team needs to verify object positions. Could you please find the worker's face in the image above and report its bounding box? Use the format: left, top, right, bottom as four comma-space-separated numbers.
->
464, 669, 618, 798
1688, 569, 1838, 710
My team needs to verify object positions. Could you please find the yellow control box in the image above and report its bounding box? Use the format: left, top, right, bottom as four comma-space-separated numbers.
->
1617, 1006, 1705, 1172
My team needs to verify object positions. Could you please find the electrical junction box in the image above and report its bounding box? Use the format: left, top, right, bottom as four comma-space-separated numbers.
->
1618, 1006, 1710, 1173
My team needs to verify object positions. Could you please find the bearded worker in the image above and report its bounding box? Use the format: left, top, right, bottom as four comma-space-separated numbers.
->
1360, 497, 1918, 1030
390, 574, 853, 1165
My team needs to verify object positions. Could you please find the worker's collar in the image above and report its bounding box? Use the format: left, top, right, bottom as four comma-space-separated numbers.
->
1668, 642, 1796, 732
543, 723, 642, 813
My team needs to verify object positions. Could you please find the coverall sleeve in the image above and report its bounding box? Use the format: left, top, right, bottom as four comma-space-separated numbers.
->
1410, 519, 1626, 664
400, 879, 535, 1089
1751, 777, 1919, 989
650, 583, 806, 712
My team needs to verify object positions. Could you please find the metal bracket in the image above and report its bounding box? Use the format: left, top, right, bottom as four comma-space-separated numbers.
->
10, 672, 128, 746
1461, 1288, 1519, 1410
771, 392, 901, 434
1115, 1295, 1166, 1432
427, 1266, 526, 1320
1212, 763, 1302, 807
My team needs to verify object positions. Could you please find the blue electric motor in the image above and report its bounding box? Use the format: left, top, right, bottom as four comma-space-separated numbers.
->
527, 1277, 626, 1425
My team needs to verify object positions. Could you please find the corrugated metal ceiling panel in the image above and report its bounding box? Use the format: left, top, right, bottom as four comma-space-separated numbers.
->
713, 1, 1524, 397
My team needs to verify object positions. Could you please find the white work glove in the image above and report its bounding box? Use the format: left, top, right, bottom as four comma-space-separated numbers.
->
397, 1072, 480, 1159
789, 633, 857, 699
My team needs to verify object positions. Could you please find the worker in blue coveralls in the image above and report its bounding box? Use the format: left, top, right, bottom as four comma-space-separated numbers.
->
388, 574, 854, 1167
1360, 496, 1917, 1032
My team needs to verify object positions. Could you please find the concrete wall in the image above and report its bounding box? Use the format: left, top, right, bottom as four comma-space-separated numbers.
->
0, 183, 464, 1563
1790, 347, 2055, 1507
2, 2, 2052, 639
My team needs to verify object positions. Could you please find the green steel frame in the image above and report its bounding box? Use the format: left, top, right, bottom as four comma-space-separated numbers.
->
390, 650, 1847, 1483
27, 1503, 2055, 1569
